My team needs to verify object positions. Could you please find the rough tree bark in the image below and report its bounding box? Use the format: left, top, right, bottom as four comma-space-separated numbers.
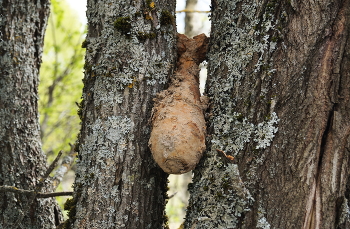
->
65, 0, 176, 228
185, 1, 350, 229
0, 0, 63, 228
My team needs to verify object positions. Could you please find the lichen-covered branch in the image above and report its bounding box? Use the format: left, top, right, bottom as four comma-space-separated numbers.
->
52, 145, 77, 190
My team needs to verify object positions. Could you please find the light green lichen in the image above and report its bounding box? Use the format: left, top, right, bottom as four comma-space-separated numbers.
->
211, 111, 279, 157
186, 158, 254, 228
338, 198, 350, 227
206, 0, 282, 159
186, 0, 284, 228
72, 0, 175, 227
257, 202, 271, 229
253, 112, 279, 149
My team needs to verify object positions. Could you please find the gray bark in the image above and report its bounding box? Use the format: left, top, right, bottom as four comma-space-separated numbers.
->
0, 0, 62, 228
67, 0, 177, 228
185, 1, 350, 228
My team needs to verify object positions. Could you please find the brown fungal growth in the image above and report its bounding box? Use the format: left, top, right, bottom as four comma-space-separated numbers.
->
149, 33, 208, 174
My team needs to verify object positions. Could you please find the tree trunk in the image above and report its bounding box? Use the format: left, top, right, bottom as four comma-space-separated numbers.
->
67, 0, 176, 228
185, 1, 350, 228
0, 0, 62, 228
184, 0, 198, 38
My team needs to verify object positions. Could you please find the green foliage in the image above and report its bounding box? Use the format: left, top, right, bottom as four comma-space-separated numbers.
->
39, 0, 85, 157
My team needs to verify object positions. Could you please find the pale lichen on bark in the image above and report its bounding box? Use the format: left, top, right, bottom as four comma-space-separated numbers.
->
184, 1, 283, 228
186, 0, 350, 228
0, 0, 63, 227
71, 0, 176, 228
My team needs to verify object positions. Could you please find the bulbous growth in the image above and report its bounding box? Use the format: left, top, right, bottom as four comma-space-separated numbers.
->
149, 33, 208, 174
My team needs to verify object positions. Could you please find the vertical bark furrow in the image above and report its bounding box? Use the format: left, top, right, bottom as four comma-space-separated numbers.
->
306, 2, 350, 228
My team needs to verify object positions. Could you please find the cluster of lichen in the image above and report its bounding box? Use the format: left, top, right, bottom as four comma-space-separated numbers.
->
160, 10, 174, 26
114, 16, 131, 35
146, 0, 155, 10
62, 195, 78, 228
81, 40, 88, 48
137, 31, 156, 41
185, 155, 254, 228
113, 5, 174, 41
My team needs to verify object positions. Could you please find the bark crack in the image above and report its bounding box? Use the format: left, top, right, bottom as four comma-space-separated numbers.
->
303, 1, 348, 227
303, 107, 334, 229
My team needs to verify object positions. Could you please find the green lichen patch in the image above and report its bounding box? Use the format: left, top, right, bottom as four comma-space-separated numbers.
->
146, 0, 156, 10
83, 63, 92, 75
137, 31, 156, 41
76, 99, 84, 121
185, 159, 254, 228
81, 40, 88, 48
160, 10, 174, 26
64, 198, 76, 219
62, 197, 77, 229
114, 16, 131, 35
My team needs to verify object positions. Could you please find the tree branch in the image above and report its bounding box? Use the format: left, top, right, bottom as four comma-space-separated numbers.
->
0, 151, 73, 201
0, 185, 73, 198
12, 151, 64, 227
37, 192, 73, 198
52, 144, 77, 189
35, 150, 62, 192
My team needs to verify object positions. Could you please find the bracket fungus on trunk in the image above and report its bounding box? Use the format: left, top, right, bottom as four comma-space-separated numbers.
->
149, 33, 208, 174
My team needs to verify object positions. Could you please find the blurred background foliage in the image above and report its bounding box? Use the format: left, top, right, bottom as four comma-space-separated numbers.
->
39, 0, 85, 214
39, 0, 85, 158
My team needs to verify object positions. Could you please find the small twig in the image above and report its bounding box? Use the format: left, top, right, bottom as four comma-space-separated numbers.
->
168, 192, 177, 199
35, 150, 62, 192
12, 151, 64, 227
0, 185, 34, 196
44, 151, 63, 182
0, 185, 73, 198
37, 192, 73, 198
